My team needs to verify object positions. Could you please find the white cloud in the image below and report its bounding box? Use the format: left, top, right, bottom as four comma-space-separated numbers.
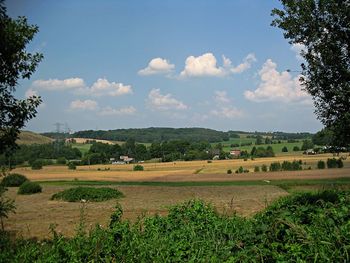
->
99, 106, 136, 116
84, 78, 133, 97
32, 78, 85, 91
180, 52, 256, 78
211, 106, 243, 119
180, 53, 225, 77
25, 88, 39, 98
148, 88, 188, 110
244, 59, 310, 103
138, 58, 175, 76
31, 77, 132, 97
230, 53, 257, 73
291, 43, 306, 60
69, 99, 98, 111
214, 90, 231, 104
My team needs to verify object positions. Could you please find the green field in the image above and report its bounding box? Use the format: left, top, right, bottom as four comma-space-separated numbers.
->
71, 143, 92, 155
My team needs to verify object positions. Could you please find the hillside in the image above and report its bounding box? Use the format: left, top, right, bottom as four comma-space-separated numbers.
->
16, 131, 53, 145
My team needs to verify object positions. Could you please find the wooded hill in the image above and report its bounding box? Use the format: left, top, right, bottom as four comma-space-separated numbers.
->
41, 127, 314, 143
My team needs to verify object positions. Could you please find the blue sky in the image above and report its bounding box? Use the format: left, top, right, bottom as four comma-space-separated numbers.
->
7, 0, 322, 133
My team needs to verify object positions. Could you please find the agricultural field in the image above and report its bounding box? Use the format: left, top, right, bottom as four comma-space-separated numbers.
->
16, 131, 53, 145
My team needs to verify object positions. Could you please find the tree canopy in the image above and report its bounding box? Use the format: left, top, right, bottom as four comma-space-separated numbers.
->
0, 1, 43, 155
272, 0, 350, 148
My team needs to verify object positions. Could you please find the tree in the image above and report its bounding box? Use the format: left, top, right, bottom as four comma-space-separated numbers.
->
301, 140, 314, 151
282, 146, 288, 152
0, 1, 43, 155
272, 1, 350, 148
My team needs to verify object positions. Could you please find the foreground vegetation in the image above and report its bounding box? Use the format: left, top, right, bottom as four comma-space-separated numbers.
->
1, 190, 349, 262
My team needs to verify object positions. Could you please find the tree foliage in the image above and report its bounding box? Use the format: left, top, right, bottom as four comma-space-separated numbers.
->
272, 0, 350, 147
0, 1, 43, 155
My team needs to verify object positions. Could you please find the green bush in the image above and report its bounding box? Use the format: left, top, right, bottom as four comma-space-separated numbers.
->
51, 187, 124, 202
327, 158, 344, 168
235, 166, 244, 174
293, 146, 300, 151
56, 157, 67, 165
18, 181, 42, 195
227, 169, 232, 174
68, 162, 76, 170
282, 146, 288, 152
261, 164, 268, 172
281, 160, 302, 171
317, 160, 326, 169
31, 159, 43, 170
269, 162, 281, 171
1, 173, 28, 187
254, 166, 260, 172
133, 165, 144, 171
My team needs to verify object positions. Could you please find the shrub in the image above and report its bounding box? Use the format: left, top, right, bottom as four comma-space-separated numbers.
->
293, 146, 300, 151
327, 158, 343, 168
68, 162, 76, 170
281, 160, 302, 171
254, 166, 260, 172
227, 169, 232, 174
261, 164, 268, 172
207, 160, 212, 163
56, 157, 67, 165
51, 187, 124, 202
133, 165, 144, 171
269, 162, 281, 171
282, 146, 288, 152
18, 181, 42, 195
317, 160, 326, 169
31, 159, 43, 170
1, 173, 28, 187
235, 166, 244, 174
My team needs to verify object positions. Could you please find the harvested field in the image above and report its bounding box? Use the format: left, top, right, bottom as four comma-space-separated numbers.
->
4, 184, 288, 239
12, 153, 350, 182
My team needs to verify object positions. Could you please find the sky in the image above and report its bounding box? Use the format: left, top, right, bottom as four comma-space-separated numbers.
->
7, 0, 323, 133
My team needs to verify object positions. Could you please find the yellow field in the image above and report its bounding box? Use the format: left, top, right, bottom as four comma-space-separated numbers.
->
12, 153, 350, 182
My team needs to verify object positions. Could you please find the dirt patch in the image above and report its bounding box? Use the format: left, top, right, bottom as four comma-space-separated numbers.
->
4, 184, 287, 239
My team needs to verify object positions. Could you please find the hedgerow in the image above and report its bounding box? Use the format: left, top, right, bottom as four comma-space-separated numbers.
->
1, 190, 350, 262
51, 187, 124, 202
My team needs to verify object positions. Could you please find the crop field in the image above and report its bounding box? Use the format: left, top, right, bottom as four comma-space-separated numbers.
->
12, 153, 350, 182
4, 152, 350, 240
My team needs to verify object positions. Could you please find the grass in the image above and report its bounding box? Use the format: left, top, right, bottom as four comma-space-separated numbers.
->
38, 177, 350, 189
71, 143, 92, 155
16, 131, 53, 145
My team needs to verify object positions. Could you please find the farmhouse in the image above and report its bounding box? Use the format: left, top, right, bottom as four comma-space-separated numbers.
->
120, 155, 134, 164
230, 149, 241, 157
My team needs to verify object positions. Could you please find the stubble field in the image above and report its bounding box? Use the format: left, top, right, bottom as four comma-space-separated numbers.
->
4, 153, 350, 239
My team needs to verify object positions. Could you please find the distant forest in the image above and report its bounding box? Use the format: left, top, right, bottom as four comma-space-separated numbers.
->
42, 127, 313, 143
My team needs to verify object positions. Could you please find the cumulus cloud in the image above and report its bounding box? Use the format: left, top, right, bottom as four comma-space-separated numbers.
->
31, 77, 133, 97
99, 106, 136, 116
214, 90, 231, 104
291, 43, 306, 60
244, 59, 310, 103
180, 52, 256, 78
83, 78, 133, 96
138, 58, 175, 76
148, 88, 188, 110
211, 106, 243, 119
32, 78, 85, 90
229, 53, 257, 73
69, 99, 98, 111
